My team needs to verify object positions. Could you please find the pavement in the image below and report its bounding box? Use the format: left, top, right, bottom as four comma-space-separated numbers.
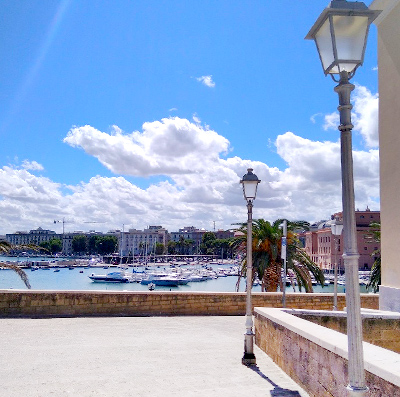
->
0, 316, 309, 397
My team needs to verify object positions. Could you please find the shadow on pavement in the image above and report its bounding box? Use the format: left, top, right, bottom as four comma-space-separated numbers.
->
248, 365, 302, 396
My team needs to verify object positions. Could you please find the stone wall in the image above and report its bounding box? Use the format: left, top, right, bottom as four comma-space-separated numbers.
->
293, 310, 400, 353
255, 308, 400, 397
0, 290, 378, 318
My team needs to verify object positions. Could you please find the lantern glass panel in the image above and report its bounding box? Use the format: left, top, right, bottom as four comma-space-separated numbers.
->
315, 18, 335, 73
332, 15, 369, 72
243, 181, 258, 200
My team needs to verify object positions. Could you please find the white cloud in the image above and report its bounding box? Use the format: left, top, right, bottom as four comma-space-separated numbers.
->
321, 85, 379, 148
323, 112, 340, 131
196, 75, 215, 88
310, 113, 323, 124
192, 113, 201, 124
352, 85, 379, 148
21, 160, 44, 171
0, 109, 380, 234
64, 117, 229, 177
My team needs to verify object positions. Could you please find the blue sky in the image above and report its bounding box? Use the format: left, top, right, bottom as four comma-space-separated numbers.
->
0, 0, 380, 234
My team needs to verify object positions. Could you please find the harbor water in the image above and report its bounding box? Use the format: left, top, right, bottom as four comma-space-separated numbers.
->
0, 256, 369, 293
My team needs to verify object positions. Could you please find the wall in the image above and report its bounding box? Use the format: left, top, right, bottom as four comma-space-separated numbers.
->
0, 290, 378, 318
255, 308, 400, 397
291, 310, 400, 353
370, 0, 400, 311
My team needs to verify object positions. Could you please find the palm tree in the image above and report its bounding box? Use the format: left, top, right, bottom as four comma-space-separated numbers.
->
0, 241, 32, 289
366, 222, 381, 293
231, 218, 324, 292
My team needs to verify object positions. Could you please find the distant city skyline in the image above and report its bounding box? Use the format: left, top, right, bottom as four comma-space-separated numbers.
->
0, 1, 380, 235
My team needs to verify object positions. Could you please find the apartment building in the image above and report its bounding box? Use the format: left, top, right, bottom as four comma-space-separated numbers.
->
120, 226, 168, 257
304, 208, 380, 272
6, 227, 61, 246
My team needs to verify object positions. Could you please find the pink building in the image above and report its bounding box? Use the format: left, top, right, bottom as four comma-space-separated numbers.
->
304, 208, 380, 273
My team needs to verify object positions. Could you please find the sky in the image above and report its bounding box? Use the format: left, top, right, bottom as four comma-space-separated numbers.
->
0, 0, 380, 235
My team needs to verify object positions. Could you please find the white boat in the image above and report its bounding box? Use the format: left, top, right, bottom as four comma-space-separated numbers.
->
141, 273, 189, 287
88, 271, 133, 283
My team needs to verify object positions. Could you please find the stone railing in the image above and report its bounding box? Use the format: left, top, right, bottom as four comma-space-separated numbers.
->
291, 308, 400, 354
0, 290, 378, 318
255, 307, 400, 397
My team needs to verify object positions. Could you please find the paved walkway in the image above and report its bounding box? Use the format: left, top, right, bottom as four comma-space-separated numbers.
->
0, 316, 308, 396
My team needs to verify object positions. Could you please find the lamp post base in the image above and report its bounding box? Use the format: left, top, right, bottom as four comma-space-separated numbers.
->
242, 352, 256, 366
346, 385, 369, 396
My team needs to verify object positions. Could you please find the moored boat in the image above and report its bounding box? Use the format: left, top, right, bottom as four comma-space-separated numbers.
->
89, 271, 133, 283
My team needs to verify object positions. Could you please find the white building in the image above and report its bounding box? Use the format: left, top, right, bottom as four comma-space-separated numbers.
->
119, 226, 168, 257
6, 228, 60, 246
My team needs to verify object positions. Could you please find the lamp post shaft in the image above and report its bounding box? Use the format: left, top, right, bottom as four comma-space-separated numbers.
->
335, 71, 367, 395
242, 199, 256, 366
333, 235, 339, 311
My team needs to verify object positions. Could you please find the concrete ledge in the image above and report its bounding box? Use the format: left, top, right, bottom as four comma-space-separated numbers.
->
255, 307, 400, 396
0, 290, 379, 318
380, 285, 400, 312
290, 308, 400, 353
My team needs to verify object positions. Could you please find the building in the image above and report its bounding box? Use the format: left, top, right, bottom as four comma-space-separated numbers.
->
61, 230, 107, 255
304, 209, 380, 272
169, 226, 206, 254
120, 226, 168, 257
370, 0, 400, 311
6, 228, 61, 246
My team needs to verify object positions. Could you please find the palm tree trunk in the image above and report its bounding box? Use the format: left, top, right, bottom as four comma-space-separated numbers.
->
263, 262, 280, 292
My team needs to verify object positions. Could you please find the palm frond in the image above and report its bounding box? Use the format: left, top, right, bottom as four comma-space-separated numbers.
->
0, 262, 31, 289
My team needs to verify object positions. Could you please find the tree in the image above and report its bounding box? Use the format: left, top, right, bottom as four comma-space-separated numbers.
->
87, 236, 99, 255
155, 243, 165, 255
71, 235, 87, 255
48, 238, 62, 254
201, 232, 216, 255
232, 218, 324, 292
0, 241, 35, 289
167, 241, 177, 255
96, 236, 117, 256
366, 222, 381, 293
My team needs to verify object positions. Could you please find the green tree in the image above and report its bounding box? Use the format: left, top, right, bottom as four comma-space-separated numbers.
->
72, 235, 87, 255
167, 241, 177, 254
87, 235, 99, 255
366, 222, 381, 293
155, 242, 165, 255
201, 232, 216, 255
232, 219, 324, 292
48, 238, 62, 254
96, 236, 117, 256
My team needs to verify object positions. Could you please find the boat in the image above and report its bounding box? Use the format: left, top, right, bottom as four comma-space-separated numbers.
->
141, 273, 189, 287
88, 271, 133, 283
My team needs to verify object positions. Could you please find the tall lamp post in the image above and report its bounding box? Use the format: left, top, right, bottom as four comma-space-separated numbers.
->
240, 168, 261, 366
331, 221, 344, 311
306, 1, 380, 395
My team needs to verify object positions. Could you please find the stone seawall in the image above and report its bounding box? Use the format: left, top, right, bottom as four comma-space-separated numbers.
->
0, 290, 378, 318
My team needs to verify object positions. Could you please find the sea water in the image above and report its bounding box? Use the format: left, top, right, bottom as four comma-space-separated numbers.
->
0, 256, 369, 293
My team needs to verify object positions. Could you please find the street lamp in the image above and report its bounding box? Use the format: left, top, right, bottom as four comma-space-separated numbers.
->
306, 1, 380, 395
331, 221, 344, 311
240, 168, 261, 366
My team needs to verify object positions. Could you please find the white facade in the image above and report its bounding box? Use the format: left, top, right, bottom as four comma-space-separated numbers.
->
370, 0, 400, 311
6, 228, 60, 246
119, 226, 168, 257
